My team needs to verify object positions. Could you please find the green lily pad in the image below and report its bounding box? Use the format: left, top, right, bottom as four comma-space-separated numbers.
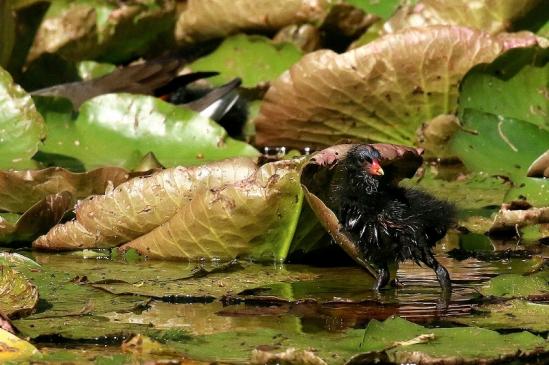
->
38, 93, 259, 170
445, 112, 548, 178
92, 262, 318, 300
0, 265, 38, 318
345, 0, 401, 19
504, 176, 549, 207
453, 300, 549, 332
14, 315, 154, 341
480, 272, 549, 298
450, 47, 549, 180
167, 316, 548, 364
0, 66, 45, 169
27, 0, 176, 63
189, 34, 303, 88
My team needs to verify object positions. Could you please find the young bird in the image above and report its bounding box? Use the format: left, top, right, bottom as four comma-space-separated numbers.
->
328, 144, 456, 293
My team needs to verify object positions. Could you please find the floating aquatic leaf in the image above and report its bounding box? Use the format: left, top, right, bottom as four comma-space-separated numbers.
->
175, 0, 329, 45
480, 272, 548, 298
453, 300, 549, 333
0, 265, 38, 318
450, 47, 549, 178
189, 34, 303, 88
37, 94, 259, 170
255, 26, 539, 150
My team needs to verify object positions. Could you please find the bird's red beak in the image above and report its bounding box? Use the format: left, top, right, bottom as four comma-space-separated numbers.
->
368, 160, 384, 176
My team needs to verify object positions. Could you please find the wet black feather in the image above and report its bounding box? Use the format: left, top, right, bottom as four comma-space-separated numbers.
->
329, 145, 456, 267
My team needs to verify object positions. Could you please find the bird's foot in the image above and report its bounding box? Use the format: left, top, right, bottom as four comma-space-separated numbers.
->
373, 265, 390, 291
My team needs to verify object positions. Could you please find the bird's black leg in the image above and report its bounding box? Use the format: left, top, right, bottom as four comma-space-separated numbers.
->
374, 263, 390, 291
422, 252, 452, 295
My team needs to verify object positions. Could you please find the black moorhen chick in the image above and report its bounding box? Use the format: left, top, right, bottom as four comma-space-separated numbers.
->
328, 144, 456, 294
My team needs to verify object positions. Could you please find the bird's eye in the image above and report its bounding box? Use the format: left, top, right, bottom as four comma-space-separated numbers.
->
364, 156, 372, 163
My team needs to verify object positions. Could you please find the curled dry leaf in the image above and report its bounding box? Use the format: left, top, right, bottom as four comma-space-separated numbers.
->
120, 159, 303, 261
0, 265, 39, 318
255, 26, 539, 150
34, 157, 258, 250
175, 0, 329, 45
0, 191, 73, 243
38, 158, 304, 262
0, 166, 130, 213
383, 0, 542, 35
300, 143, 423, 277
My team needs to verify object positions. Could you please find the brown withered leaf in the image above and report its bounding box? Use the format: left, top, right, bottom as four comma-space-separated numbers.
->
0, 166, 130, 213
120, 159, 303, 261
300, 143, 423, 278
255, 26, 539, 150
34, 157, 258, 250
0, 265, 38, 318
0, 192, 72, 243
175, 0, 329, 45
383, 0, 542, 36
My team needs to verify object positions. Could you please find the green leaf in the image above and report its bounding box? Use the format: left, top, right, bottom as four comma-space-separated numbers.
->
450, 47, 549, 180
76, 60, 116, 81
0, 265, 38, 318
480, 272, 548, 298
189, 34, 303, 88
453, 300, 549, 333
38, 94, 259, 170
0, 66, 45, 169
451, 111, 549, 178
345, 0, 401, 19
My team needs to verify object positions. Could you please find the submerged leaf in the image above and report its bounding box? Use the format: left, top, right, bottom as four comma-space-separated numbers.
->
255, 26, 539, 150
175, 0, 329, 45
0, 66, 45, 169
0, 265, 38, 318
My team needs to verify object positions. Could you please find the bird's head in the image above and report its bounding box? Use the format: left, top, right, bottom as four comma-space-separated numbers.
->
346, 145, 384, 177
